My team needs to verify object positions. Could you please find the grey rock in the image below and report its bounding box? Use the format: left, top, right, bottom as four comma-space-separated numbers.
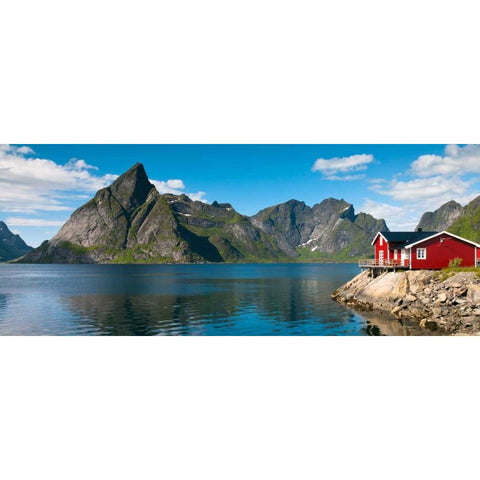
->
467, 284, 480, 304
436, 293, 448, 303
251, 198, 387, 259
416, 200, 463, 231
0, 221, 32, 262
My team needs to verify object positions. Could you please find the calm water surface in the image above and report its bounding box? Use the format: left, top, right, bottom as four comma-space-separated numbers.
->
0, 263, 420, 336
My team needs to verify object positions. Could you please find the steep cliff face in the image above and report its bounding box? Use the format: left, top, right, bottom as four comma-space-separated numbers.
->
164, 193, 287, 262
21, 164, 190, 263
251, 198, 387, 260
0, 221, 32, 261
250, 200, 315, 256
416, 200, 463, 232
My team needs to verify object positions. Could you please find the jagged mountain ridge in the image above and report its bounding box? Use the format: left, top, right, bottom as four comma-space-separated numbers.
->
0, 221, 33, 261
20, 163, 388, 264
251, 198, 388, 260
416, 200, 463, 232
448, 195, 480, 243
413, 195, 480, 243
414, 196, 480, 245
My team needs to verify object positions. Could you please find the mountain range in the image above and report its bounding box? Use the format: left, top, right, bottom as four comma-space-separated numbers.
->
7, 162, 480, 264
18, 163, 387, 264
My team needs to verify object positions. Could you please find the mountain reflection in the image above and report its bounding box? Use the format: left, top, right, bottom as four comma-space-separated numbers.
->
0, 294, 7, 313
0, 264, 438, 335
66, 277, 361, 336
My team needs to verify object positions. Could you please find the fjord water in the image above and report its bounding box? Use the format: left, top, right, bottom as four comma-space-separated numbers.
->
0, 263, 383, 336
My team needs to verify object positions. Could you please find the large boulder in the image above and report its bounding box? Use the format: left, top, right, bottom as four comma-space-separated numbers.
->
467, 284, 480, 304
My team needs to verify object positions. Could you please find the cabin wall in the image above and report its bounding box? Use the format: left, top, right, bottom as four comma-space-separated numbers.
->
374, 237, 389, 262
389, 244, 403, 263
409, 234, 476, 270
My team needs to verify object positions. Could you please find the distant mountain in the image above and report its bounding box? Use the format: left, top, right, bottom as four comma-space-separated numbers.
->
416, 200, 463, 232
251, 198, 388, 261
448, 195, 480, 243
20, 163, 287, 264
0, 221, 32, 261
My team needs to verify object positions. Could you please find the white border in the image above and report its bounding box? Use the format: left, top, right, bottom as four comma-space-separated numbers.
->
2, 1, 480, 479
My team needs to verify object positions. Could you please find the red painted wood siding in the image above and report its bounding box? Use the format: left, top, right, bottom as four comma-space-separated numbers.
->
374, 236, 389, 262
409, 234, 476, 270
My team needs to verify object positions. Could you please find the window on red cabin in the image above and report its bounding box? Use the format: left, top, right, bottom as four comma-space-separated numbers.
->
416, 248, 426, 260
380, 236, 383, 246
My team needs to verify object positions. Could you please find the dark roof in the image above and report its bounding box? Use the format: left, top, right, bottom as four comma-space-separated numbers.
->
379, 231, 438, 248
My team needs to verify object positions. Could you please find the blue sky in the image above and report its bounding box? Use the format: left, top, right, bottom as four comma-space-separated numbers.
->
1, 144, 479, 247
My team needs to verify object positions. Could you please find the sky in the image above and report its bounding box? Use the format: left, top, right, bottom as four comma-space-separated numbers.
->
1, 144, 479, 247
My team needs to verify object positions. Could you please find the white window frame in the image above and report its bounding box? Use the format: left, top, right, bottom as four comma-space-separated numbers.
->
416, 248, 427, 260
380, 237, 383, 246
394, 249, 398, 260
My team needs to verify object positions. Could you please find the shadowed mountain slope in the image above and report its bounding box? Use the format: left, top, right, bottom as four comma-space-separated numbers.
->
0, 222, 32, 262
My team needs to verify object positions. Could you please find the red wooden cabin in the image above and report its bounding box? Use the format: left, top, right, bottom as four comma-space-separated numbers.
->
371, 230, 480, 270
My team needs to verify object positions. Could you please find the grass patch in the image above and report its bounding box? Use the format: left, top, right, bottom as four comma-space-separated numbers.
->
437, 266, 480, 282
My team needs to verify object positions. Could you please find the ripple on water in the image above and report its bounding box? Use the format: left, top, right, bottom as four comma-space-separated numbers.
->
0, 263, 405, 336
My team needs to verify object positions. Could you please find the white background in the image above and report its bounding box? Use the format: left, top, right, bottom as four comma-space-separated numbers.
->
1, 1, 480, 479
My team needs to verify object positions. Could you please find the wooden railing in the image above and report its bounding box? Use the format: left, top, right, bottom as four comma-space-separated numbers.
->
358, 259, 410, 268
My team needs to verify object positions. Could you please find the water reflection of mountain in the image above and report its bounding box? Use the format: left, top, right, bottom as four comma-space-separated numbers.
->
0, 294, 7, 313
66, 277, 365, 336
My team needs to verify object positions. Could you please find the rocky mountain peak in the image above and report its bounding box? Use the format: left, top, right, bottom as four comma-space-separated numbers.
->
0, 221, 33, 262
416, 200, 463, 232
339, 203, 356, 222
448, 195, 480, 243
109, 162, 154, 212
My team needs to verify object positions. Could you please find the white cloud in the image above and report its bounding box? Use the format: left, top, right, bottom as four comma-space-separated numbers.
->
312, 154, 373, 180
0, 145, 34, 155
373, 175, 476, 208
151, 179, 207, 202
0, 145, 120, 213
66, 158, 99, 171
365, 146, 480, 230
0, 145, 209, 215
411, 144, 480, 177
361, 199, 404, 219
5, 217, 66, 227
16, 146, 35, 155
187, 191, 207, 202
152, 179, 185, 192
360, 199, 419, 231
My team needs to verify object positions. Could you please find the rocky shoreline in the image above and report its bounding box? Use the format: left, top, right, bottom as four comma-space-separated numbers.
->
332, 270, 480, 335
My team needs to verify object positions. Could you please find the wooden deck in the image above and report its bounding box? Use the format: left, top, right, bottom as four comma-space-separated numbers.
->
358, 259, 410, 269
